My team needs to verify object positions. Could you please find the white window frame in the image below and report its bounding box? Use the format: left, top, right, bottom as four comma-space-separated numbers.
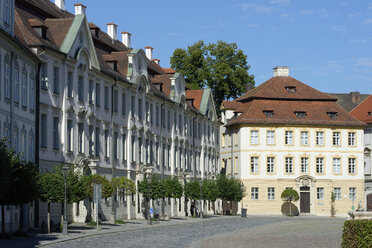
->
266, 130, 275, 145
285, 131, 293, 145
251, 156, 259, 173
251, 187, 259, 200
251, 130, 259, 144
301, 157, 309, 173
285, 157, 293, 173
316, 131, 324, 145
333, 158, 341, 174
317, 187, 324, 200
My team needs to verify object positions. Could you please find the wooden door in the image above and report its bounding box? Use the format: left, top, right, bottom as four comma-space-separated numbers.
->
300, 192, 310, 213
367, 194, 372, 211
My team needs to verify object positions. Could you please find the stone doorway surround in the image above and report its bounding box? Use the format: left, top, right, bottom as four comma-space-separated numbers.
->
295, 175, 317, 214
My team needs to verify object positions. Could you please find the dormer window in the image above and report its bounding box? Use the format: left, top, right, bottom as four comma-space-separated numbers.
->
263, 110, 274, 117
285, 86, 297, 93
107, 61, 117, 71
327, 112, 338, 119
187, 98, 194, 108
29, 19, 48, 39
368, 112, 372, 116
294, 111, 307, 118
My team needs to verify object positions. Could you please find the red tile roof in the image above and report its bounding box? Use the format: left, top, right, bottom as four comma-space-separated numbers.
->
162, 68, 176, 74
186, 90, 204, 111
350, 95, 372, 124
225, 76, 365, 127
236, 76, 336, 102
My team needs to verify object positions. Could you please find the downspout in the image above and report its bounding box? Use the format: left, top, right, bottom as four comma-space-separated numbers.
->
9, 52, 14, 148
192, 114, 197, 180
230, 126, 234, 177
110, 77, 117, 223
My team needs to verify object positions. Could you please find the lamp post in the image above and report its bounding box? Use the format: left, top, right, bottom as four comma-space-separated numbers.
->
62, 164, 69, 235
145, 166, 154, 225
199, 179, 204, 218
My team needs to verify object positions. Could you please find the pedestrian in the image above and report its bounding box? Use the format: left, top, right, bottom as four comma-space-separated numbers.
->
190, 202, 195, 217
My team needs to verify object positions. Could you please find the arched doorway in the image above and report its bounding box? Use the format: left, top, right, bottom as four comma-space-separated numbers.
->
295, 175, 317, 214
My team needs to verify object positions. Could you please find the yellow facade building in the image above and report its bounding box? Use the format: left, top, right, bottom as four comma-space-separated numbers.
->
220, 67, 366, 216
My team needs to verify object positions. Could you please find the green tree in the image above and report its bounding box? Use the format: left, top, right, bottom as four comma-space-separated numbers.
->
281, 188, 299, 216
163, 177, 183, 200
38, 164, 87, 233
80, 174, 114, 200
184, 180, 201, 201
170, 40, 255, 111
111, 177, 136, 200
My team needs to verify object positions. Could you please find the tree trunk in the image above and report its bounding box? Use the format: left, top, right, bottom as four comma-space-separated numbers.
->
1, 204, 5, 235
61, 203, 63, 232
18, 204, 23, 233
47, 203, 50, 234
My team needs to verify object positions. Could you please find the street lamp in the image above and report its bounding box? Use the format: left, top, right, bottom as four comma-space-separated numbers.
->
199, 180, 204, 218
145, 166, 154, 225
62, 164, 69, 235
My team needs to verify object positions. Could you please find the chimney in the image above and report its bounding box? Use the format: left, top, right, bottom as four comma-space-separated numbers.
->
121, 32, 131, 48
74, 4, 87, 15
273, 66, 289, 77
107, 23, 118, 40
55, 0, 65, 10
153, 59, 160, 65
145, 46, 153, 60
350, 92, 361, 104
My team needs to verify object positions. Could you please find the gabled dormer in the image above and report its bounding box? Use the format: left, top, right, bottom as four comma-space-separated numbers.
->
126, 49, 149, 85
59, 4, 100, 70
170, 73, 186, 102
1, 0, 14, 36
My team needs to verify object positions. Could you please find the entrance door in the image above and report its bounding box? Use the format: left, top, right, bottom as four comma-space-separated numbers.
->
367, 194, 372, 211
300, 192, 310, 213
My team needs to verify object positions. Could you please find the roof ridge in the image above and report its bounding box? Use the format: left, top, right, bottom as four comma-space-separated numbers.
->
350, 94, 372, 113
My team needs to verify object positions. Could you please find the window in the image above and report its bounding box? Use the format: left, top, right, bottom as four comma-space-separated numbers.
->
317, 188, 324, 200
267, 131, 275, 145
150, 104, 154, 124
251, 130, 259, 144
285, 131, 293, 145
67, 72, 73, 97
349, 187, 356, 200
14, 68, 19, 102
263, 110, 274, 117
333, 158, 341, 174
316, 157, 324, 174
29, 135, 34, 162
21, 72, 27, 107
268, 187, 275, 200
67, 120, 73, 152
122, 133, 127, 160
78, 123, 84, 153
104, 129, 109, 158
5, 61, 10, 97
348, 132, 356, 146
104, 86, 109, 110
295, 111, 307, 118
131, 95, 135, 118
30, 77, 35, 110
4, 0, 11, 25
348, 158, 356, 174
89, 80, 94, 104
138, 138, 143, 163
41, 114, 47, 148
95, 127, 100, 156
285, 157, 293, 173
301, 131, 309, 145
22, 133, 27, 160
286, 86, 296, 93
78, 76, 84, 101
138, 99, 143, 120
40, 63, 48, 90
301, 157, 309, 173
122, 93, 126, 115
89, 125, 94, 156
53, 117, 59, 150
114, 132, 118, 159
251, 187, 259, 200
333, 132, 340, 146
267, 157, 275, 173
162, 107, 165, 128
167, 111, 170, 129
131, 136, 135, 162
53, 67, 59, 94
113, 90, 118, 113
156, 106, 160, 126
334, 188, 341, 200
327, 112, 338, 119
316, 131, 324, 146
95, 83, 100, 107
14, 130, 19, 153
145, 101, 149, 122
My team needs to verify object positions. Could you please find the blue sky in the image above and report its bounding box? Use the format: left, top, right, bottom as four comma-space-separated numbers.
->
66, 0, 371, 94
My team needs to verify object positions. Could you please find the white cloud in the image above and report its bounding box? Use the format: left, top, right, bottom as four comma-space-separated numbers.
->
236, 3, 274, 13
353, 57, 372, 67
347, 12, 362, 19
300, 10, 313, 15
269, 0, 291, 5
350, 37, 372, 43
331, 25, 346, 33
361, 18, 372, 25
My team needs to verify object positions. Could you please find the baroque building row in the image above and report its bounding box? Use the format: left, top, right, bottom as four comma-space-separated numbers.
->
0, 0, 221, 232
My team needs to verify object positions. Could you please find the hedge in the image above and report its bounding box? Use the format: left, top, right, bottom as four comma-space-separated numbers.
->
342, 220, 372, 248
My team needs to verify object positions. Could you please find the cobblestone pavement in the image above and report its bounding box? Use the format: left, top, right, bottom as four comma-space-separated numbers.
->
0, 215, 345, 248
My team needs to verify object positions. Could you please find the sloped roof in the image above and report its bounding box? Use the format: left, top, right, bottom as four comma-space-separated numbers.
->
150, 74, 172, 97
186, 90, 204, 111
327, 92, 370, 112
350, 95, 372, 124
236, 76, 336, 102
225, 75, 365, 128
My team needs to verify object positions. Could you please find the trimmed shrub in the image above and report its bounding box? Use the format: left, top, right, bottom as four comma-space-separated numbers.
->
342, 220, 372, 248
